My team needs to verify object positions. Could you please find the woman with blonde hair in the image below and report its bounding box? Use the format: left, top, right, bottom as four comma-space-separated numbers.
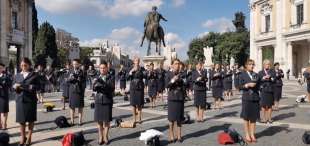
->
128, 57, 145, 123
258, 59, 276, 124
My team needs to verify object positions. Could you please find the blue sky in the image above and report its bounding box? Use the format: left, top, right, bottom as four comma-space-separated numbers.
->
36, 0, 250, 60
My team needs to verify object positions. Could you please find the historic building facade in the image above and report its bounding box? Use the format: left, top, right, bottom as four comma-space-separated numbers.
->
0, 0, 33, 66
56, 28, 80, 60
85, 40, 132, 70
250, 0, 310, 77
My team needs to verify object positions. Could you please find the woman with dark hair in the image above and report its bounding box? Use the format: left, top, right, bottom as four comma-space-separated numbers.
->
0, 63, 11, 130
68, 59, 86, 125
127, 57, 145, 124
156, 62, 166, 101
258, 59, 276, 124
13, 58, 39, 146
93, 61, 115, 145
273, 62, 284, 110
223, 65, 233, 101
35, 64, 46, 103
186, 64, 193, 99
118, 64, 127, 95
61, 62, 71, 110
239, 59, 260, 143
146, 62, 158, 108
192, 61, 208, 122
303, 67, 310, 103
233, 64, 241, 90
210, 63, 224, 109
165, 59, 185, 143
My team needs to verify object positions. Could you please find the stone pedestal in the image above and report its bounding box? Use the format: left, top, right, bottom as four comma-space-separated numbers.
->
143, 55, 165, 68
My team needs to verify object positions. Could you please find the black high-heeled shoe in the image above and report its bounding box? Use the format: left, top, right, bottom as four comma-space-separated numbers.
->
98, 141, 104, 145
105, 140, 110, 145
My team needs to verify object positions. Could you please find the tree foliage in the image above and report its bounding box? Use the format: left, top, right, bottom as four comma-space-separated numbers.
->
34, 22, 58, 67
187, 12, 249, 66
80, 47, 94, 68
32, 1, 38, 57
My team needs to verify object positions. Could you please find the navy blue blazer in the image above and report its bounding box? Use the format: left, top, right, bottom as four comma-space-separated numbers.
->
210, 69, 224, 88
127, 67, 145, 90
274, 69, 284, 86
192, 70, 208, 91
0, 74, 12, 99
93, 74, 115, 104
258, 69, 276, 93
165, 71, 185, 101
239, 71, 260, 101
14, 72, 39, 103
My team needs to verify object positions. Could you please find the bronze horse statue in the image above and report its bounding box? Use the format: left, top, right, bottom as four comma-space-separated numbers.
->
140, 6, 167, 56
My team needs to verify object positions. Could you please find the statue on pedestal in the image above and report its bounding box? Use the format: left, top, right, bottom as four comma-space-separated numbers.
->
140, 6, 167, 56
203, 46, 213, 67
230, 57, 235, 68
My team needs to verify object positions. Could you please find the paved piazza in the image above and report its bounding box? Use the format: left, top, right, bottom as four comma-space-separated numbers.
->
5, 79, 310, 146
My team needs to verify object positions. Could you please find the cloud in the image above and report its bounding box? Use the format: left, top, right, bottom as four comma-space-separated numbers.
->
165, 32, 186, 51
108, 27, 141, 41
202, 17, 235, 33
197, 31, 209, 38
79, 26, 143, 57
36, 0, 163, 19
171, 0, 186, 7
80, 27, 187, 59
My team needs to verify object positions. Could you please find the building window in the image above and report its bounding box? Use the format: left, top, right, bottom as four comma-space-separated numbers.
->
296, 4, 304, 25
12, 12, 18, 29
265, 15, 271, 32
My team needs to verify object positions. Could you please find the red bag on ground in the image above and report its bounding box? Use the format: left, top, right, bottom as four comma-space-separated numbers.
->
62, 133, 75, 146
218, 132, 234, 145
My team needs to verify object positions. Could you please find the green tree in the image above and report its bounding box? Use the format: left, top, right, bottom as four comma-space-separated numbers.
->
34, 22, 58, 67
32, 1, 38, 57
187, 38, 204, 64
57, 48, 69, 67
80, 47, 93, 62
188, 12, 249, 66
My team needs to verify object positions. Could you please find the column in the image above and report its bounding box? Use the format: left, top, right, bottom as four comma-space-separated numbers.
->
287, 42, 293, 76
308, 39, 310, 64
304, 0, 308, 25
0, 0, 8, 64
257, 46, 263, 72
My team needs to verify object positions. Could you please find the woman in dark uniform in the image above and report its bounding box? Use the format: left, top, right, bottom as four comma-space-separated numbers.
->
35, 64, 46, 103
13, 58, 39, 146
233, 64, 241, 90
127, 57, 145, 123
258, 59, 276, 124
303, 68, 310, 102
0, 63, 11, 130
156, 63, 166, 101
223, 65, 233, 101
93, 62, 115, 145
147, 63, 158, 108
118, 64, 127, 95
192, 62, 208, 122
61, 62, 71, 110
210, 64, 224, 109
165, 59, 185, 143
186, 64, 193, 100
273, 62, 284, 110
239, 59, 260, 143
68, 59, 86, 125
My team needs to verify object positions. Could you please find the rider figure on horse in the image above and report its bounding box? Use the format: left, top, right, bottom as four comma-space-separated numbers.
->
141, 6, 167, 55
143, 6, 167, 39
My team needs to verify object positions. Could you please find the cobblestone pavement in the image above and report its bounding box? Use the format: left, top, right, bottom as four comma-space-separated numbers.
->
6, 80, 310, 146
